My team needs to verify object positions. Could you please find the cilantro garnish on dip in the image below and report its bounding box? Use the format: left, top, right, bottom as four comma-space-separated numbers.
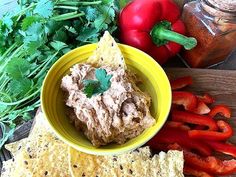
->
83, 68, 112, 98
61, 31, 155, 147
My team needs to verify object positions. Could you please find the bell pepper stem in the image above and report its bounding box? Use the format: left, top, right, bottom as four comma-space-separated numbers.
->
151, 21, 197, 50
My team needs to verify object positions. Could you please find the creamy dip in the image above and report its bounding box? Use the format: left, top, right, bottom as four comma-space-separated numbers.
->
61, 64, 155, 147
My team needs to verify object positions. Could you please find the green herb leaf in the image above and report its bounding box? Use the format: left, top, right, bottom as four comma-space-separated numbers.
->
33, 0, 54, 18
21, 16, 42, 31
95, 68, 113, 91
50, 40, 68, 51
5, 58, 31, 79
83, 69, 112, 98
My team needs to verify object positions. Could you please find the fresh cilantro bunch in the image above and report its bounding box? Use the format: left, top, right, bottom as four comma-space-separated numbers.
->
0, 0, 125, 148
83, 68, 113, 98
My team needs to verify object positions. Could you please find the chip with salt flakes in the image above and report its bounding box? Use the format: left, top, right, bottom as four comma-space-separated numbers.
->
87, 31, 127, 69
69, 146, 184, 177
3, 112, 71, 177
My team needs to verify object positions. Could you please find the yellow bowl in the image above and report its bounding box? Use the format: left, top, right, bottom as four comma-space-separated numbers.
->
41, 43, 171, 155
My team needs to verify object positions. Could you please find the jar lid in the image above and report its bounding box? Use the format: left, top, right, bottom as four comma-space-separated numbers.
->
207, 0, 236, 12
201, 0, 236, 18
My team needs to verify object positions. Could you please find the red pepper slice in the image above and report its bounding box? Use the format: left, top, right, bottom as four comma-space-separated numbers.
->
170, 76, 193, 90
193, 101, 211, 115
184, 166, 214, 177
208, 104, 231, 119
197, 93, 215, 104
189, 120, 233, 141
205, 141, 236, 158
148, 127, 212, 156
165, 121, 190, 131
172, 91, 197, 111
171, 110, 218, 131
167, 143, 236, 175
184, 150, 236, 175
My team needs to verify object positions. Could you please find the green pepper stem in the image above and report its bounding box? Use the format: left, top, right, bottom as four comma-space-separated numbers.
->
150, 21, 197, 50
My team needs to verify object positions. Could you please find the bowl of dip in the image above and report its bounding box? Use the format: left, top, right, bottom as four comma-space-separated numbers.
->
41, 43, 171, 155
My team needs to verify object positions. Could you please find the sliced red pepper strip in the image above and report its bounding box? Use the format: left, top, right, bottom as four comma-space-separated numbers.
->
184, 166, 214, 177
184, 150, 236, 175
170, 76, 193, 90
197, 93, 215, 104
192, 101, 211, 115
208, 104, 231, 118
189, 120, 233, 141
172, 91, 197, 111
194, 125, 207, 130
147, 127, 212, 156
171, 110, 218, 131
167, 143, 236, 175
205, 141, 236, 158
165, 121, 190, 131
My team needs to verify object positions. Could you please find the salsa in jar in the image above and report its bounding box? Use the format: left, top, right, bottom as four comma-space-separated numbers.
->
181, 0, 236, 68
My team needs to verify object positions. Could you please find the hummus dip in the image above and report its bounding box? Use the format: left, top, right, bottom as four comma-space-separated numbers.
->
61, 64, 155, 147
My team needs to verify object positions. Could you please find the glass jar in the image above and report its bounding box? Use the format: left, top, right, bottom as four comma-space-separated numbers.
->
181, 0, 236, 68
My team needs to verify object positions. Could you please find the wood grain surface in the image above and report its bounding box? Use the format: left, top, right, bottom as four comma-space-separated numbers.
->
1, 68, 236, 176
166, 68, 236, 141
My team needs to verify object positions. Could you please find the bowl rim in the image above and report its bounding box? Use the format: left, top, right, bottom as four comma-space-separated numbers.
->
41, 43, 172, 155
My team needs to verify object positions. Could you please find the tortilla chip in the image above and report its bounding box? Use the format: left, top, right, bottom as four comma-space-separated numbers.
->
5, 138, 27, 157
1, 159, 15, 177
69, 146, 184, 177
87, 31, 126, 69
3, 112, 71, 177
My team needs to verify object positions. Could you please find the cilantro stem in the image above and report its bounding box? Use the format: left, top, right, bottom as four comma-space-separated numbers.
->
0, 45, 24, 71
54, 5, 78, 10
51, 12, 85, 21
34, 51, 59, 78
0, 77, 10, 92
0, 89, 40, 106
57, 1, 102, 6
0, 43, 17, 60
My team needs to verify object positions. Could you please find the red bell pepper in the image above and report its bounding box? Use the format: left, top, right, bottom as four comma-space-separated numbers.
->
165, 121, 190, 131
184, 150, 236, 175
172, 91, 198, 111
170, 76, 193, 90
171, 110, 218, 131
197, 93, 215, 104
119, 0, 197, 64
189, 120, 233, 141
166, 143, 236, 175
208, 104, 232, 119
184, 166, 214, 177
193, 101, 211, 115
205, 141, 236, 158
148, 127, 212, 156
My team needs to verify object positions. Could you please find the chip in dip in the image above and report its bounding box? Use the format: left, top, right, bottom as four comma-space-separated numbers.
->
61, 32, 156, 147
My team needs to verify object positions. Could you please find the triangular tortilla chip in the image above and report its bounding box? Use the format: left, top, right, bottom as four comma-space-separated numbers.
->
87, 31, 126, 69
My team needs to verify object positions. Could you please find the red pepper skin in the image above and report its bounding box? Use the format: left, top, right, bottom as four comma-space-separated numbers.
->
119, 0, 196, 64
193, 101, 211, 115
148, 127, 212, 156
205, 141, 236, 158
166, 143, 236, 175
197, 93, 215, 104
184, 166, 214, 177
172, 91, 197, 111
184, 150, 236, 175
172, 110, 218, 131
165, 121, 190, 131
170, 76, 193, 90
189, 120, 233, 141
208, 104, 232, 119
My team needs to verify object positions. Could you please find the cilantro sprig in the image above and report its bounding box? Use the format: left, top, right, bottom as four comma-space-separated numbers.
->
83, 69, 112, 98
0, 0, 126, 149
